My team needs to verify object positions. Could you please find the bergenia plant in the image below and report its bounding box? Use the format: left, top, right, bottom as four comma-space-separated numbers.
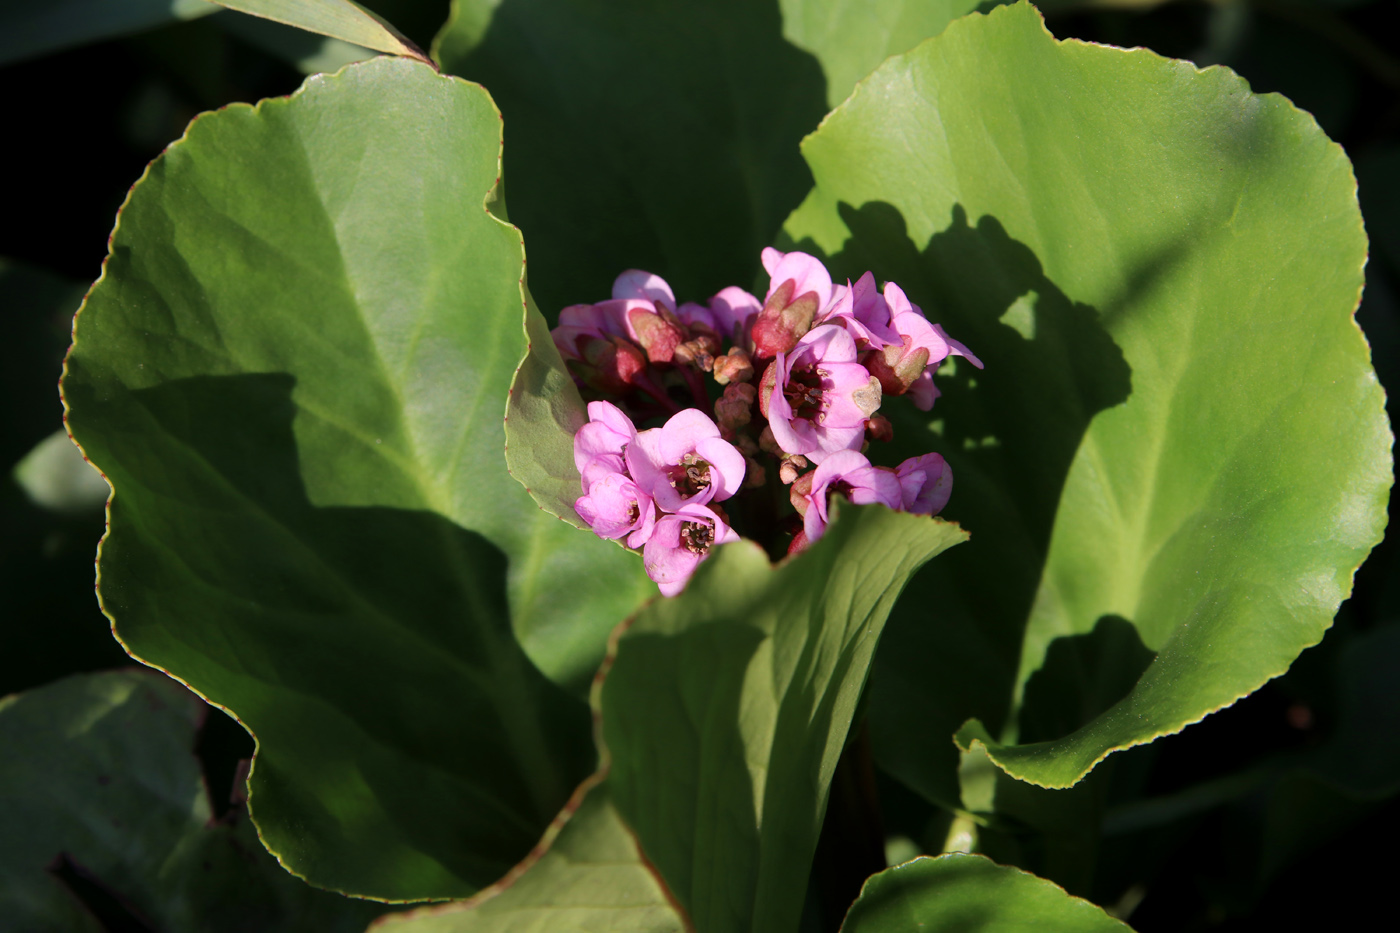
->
9, 0, 1389, 931
563, 257, 968, 594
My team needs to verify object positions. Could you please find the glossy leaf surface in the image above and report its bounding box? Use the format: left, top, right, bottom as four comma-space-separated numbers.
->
0, 669, 381, 931
62, 57, 650, 899
781, 2, 1391, 793
841, 854, 1127, 932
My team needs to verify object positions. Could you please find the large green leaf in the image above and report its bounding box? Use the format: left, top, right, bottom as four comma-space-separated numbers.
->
840, 854, 1128, 932
599, 505, 965, 932
377, 504, 966, 933
433, 0, 829, 318
0, 669, 381, 931
0, 0, 215, 65
373, 784, 685, 932
62, 57, 651, 900
781, 2, 1391, 794
210, 0, 431, 60
779, 0, 988, 107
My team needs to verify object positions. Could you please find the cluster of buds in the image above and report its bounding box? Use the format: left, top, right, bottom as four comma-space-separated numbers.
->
555, 248, 982, 595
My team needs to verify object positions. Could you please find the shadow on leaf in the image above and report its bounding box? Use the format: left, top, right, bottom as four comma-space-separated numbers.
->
85, 371, 595, 899
787, 200, 1136, 807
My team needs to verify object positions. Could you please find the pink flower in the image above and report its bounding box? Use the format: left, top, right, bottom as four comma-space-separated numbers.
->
575, 471, 656, 548
552, 303, 650, 395
573, 401, 637, 490
759, 324, 882, 463
642, 503, 739, 596
818, 272, 898, 349
751, 248, 835, 358
864, 282, 981, 411
895, 453, 953, 516
607, 270, 687, 364
796, 449, 903, 542
709, 286, 762, 350
626, 408, 747, 512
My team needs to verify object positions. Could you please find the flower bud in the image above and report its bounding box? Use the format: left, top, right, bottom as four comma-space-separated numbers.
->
715, 382, 757, 435
865, 414, 894, 443
712, 347, 754, 385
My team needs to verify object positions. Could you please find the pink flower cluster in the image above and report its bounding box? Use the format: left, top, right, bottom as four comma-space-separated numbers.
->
555, 249, 981, 596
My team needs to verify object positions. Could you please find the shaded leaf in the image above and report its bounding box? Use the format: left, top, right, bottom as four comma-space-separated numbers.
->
373, 783, 685, 932
0, 0, 215, 66
374, 504, 965, 933
0, 669, 381, 931
433, 0, 829, 318
840, 854, 1128, 932
781, 1, 1390, 792
601, 505, 966, 932
62, 57, 649, 899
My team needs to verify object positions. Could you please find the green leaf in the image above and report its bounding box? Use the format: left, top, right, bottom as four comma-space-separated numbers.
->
779, 0, 990, 108
0, 0, 216, 66
433, 0, 829, 318
372, 783, 686, 932
62, 57, 650, 899
781, 2, 1391, 792
600, 505, 966, 932
840, 854, 1128, 932
0, 669, 382, 931
375, 505, 965, 933
12, 429, 110, 514
210, 0, 431, 61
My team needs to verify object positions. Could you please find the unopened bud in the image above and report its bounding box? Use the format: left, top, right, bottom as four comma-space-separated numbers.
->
713, 347, 754, 385
865, 414, 894, 443
789, 471, 814, 515
751, 278, 820, 358
778, 454, 809, 485
743, 458, 767, 488
759, 425, 783, 456
715, 383, 757, 433
628, 303, 685, 364
862, 344, 931, 397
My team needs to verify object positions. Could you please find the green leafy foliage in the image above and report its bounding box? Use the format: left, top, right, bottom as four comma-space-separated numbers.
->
779, 0, 988, 107
841, 854, 1128, 932
210, 0, 431, 60
0, 669, 381, 931
61, 57, 651, 900
379, 504, 966, 932
375, 785, 684, 932
780, 1, 1391, 797
433, 0, 830, 318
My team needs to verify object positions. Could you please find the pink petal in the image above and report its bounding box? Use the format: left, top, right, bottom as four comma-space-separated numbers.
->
933, 323, 983, 369
677, 301, 716, 331
896, 453, 952, 515
794, 324, 858, 364
710, 286, 762, 344
761, 247, 785, 276
693, 436, 747, 502
612, 270, 676, 309
765, 250, 833, 311
907, 372, 941, 411
654, 408, 722, 465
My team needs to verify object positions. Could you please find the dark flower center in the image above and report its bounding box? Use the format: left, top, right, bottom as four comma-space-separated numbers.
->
681, 520, 714, 554
667, 452, 712, 498
784, 367, 825, 421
